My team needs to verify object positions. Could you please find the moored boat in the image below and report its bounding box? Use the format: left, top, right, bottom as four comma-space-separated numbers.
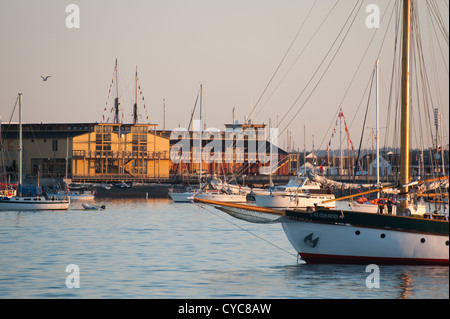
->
0, 93, 70, 211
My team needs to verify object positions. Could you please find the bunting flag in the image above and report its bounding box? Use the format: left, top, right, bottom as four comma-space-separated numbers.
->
101, 65, 152, 124
326, 109, 355, 153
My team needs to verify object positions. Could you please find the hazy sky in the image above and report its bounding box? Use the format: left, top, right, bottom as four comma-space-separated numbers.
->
0, 0, 448, 151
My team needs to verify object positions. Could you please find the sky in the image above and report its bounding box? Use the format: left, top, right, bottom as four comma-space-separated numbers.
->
0, 0, 448, 152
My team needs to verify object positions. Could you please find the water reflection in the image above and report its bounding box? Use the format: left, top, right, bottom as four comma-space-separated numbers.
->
0, 198, 448, 299
397, 273, 414, 299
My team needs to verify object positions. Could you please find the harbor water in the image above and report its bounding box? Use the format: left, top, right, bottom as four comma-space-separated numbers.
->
0, 198, 448, 299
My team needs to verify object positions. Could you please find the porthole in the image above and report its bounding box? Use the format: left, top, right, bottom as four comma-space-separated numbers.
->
380, 233, 386, 239
355, 230, 360, 235
446, 241, 449, 246
420, 238, 426, 243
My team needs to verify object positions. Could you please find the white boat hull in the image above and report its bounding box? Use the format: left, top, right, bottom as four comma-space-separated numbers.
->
335, 201, 382, 214
195, 193, 247, 203
255, 193, 335, 210
0, 196, 70, 210
169, 192, 195, 202
281, 214, 449, 265
69, 194, 95, 201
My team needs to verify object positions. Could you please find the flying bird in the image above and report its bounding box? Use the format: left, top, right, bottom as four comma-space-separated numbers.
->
41, 75, 52, 81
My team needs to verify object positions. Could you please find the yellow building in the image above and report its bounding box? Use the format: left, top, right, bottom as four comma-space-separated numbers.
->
0, 123, 170, 183
72, 123, 170, 182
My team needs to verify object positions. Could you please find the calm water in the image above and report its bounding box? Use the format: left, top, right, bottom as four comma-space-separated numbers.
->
0, 198, 448, 299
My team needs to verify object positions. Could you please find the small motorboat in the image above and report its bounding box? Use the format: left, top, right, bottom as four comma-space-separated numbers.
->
82, 203, 106, 211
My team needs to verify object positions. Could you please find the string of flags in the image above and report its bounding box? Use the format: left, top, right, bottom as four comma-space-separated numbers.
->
101, 66, 151, 124
325, 110, 355, 157
136, 74, 150, 122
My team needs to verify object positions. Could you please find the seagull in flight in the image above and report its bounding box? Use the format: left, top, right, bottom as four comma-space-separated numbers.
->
41, 75, 52, 81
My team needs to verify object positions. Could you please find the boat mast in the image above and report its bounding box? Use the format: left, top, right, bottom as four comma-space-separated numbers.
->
400, 0, 411, 212
133, 66, 138, 125
339, 107, 343, 176
114, 58, 120, 124
199, 84, 203, 186
18, 93, 23, 196
376, 59, 380, 197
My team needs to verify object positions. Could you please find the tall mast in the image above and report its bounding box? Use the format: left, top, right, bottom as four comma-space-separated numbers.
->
199, 84, 203, 186
339, 107, 343, 175
376, 59, 380, 194
133, 66, 138, 125
18, 93, 23, 196
114, 58, 120, 124
400, 0, 411, 212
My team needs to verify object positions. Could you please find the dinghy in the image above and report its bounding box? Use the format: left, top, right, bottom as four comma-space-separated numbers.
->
82, 203, 106, 211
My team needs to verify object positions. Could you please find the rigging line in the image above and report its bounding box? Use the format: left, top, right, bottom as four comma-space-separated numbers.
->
424, 2, 447, 131
412, 2, 439, 147
0, 95, 19, 153
252, 0, 340, 122
247, 0, 320, 121
188, 87, 201, 131
318, 0, 396, 151
196, 203, 297, 258
353, 64, 376, 183
348, 1, 397, 130
383, 2, 402, 150
426, 2, 449, 75
277, 1, 363, 138
278, 0, 365, 137
426, 0, 449, 44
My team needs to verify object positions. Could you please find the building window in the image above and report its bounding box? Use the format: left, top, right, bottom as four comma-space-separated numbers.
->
52, 140, 58, 151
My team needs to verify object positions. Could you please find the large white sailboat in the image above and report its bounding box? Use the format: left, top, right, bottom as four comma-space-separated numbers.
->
280, 0, 448, 265
0, 93, 70, 211
195, 0, 449, 265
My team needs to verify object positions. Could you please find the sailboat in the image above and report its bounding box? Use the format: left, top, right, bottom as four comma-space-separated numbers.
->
195, 0, 449, 265
169, 85, 248, 203
169, 84, 205, 203
0, 93, 70, 211
254, 174, 335, 210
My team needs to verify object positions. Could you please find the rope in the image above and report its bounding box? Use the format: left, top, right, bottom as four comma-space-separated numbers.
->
196, 203, 297, 258
247, 0, 320, 121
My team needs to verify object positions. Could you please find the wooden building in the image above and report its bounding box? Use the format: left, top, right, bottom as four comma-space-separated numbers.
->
0, 122, 170, 183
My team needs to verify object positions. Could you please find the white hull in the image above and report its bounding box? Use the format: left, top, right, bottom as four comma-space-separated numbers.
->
255, 193, 335, 210
195, 193, 247, 203
169, 192, 195, 202
281, 217, 449, 265
335, 201, 382, 214
69, 193, 95, 201
0, 196, 70, 210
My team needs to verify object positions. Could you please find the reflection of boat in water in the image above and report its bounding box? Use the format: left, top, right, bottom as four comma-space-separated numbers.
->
82, 203, 106, 210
